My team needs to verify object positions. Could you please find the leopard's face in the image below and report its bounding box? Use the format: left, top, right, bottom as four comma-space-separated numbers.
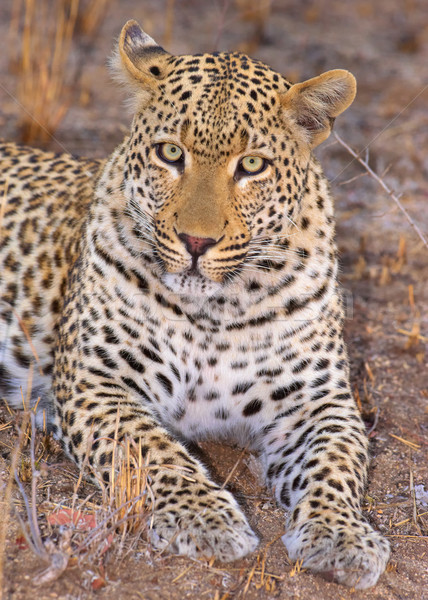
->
115, 22, 355, 296
123, 54, 309, 296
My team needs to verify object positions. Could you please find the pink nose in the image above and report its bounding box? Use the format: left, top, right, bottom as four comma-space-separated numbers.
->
178, 233, 217, 259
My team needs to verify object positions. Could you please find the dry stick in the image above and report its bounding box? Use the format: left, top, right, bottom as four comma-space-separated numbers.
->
410, 470, 423, 536
0, 410, 31, 597
29, 413, 46, 551
12, 394, 47, 559
333, 132, 428, 251
13, 471, 47, 558
220, 447, 248, 491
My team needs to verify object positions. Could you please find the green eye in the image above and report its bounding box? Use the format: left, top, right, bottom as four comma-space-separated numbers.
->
240, 155, 266, 175
156, 143, 184, 164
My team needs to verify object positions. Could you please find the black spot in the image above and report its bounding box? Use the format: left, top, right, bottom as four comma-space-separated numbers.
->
121, 376, 151, 402
313, 467, 331, 481
314, 358, 330, 371
71, 431, 82, 448
140, 345, 163, 364
214, 408, 229, 420
301, 216, 310, 229
119, 349, 145, 373
292, 474, 301, 490
311, 389, 330, 401
271, 381, 304, 401
291, 359, 311, 374
242, 398, 263, 416
280, 483, 290, 507
232, 381, 255, 395
93, 346, 118, 370
328, 479, 344, 492
311, 373, 331, 388
156, 372, 173, 396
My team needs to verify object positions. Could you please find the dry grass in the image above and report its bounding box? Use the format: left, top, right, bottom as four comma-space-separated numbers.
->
0, 380, 153, 590
106, 435, 153, 538
8, 0, 111, 146
234, 0, 272, 52
6, 415, 155, 589
163, 0, 176, 48
76, 0, 111, 36
0, 409, 31, 596
9, 0, 79, 145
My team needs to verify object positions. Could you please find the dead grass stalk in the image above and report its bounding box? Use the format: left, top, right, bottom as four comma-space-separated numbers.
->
76, 0, 111, 36
333, 132, 428, 251
0, 410, 31, 597
10, 0, 79, 145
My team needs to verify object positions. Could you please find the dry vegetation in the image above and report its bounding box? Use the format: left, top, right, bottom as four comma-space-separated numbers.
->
0, 403, 154, 593
0, 1, 427, 599
8, 0, 111, 145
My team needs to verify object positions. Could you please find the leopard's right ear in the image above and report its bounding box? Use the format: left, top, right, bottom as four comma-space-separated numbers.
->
110, 20, 171, 94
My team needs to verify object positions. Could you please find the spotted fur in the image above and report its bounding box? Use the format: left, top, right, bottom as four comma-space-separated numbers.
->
0, 20, 389, 588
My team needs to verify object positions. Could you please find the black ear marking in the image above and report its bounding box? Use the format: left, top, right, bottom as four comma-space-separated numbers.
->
115, 20, 171, 88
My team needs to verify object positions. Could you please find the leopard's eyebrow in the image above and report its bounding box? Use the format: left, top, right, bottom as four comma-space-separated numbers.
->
243, 144, 274, 160
241, 134, 274, 157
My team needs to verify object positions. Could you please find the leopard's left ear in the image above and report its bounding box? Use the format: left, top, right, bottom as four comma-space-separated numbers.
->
110, 20, 171, 95
280, 70, 356, 147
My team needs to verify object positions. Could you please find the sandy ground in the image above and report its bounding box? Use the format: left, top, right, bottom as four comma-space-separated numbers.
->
0, 1, 427, 599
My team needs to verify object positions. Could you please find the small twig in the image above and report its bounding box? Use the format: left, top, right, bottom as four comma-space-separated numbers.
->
339, 171, 368, 186
30, 413, 45, 553
13, 468, 46, 559
367, 407, 380, 436
380, 163, 393, 178
333, 132, 428, 251
0, 410, 31, 592
410, 471, 423, 536
389, 433, 421, 450
220, 447, 247, 491
14, 417, 47, 561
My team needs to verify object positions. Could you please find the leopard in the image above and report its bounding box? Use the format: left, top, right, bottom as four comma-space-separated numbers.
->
0, 20, 390, 589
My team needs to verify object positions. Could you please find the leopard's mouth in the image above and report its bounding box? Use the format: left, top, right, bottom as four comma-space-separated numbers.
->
186, 263, 203, 276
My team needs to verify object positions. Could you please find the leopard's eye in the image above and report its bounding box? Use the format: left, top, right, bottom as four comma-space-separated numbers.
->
156, 143, 184, 164
239, 156, 267, 176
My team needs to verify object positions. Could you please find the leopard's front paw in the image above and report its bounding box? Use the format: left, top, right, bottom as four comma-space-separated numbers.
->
150, 488, 258, 562
283, 519, 390, 589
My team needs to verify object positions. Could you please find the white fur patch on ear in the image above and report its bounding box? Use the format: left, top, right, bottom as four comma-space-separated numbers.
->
109, 47, 154, 113
281, 70, 356, 148
109, 20, 170, 111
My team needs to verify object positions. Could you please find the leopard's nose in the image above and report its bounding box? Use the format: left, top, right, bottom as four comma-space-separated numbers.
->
178, 233, 218, 259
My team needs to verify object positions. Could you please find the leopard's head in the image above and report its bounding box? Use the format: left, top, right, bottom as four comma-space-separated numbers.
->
112, 20, 356, 296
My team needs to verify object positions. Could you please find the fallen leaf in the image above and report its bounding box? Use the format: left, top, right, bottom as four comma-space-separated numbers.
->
91, 576, 107, 590
47, 508, 96, 531
15, 535, 28, 550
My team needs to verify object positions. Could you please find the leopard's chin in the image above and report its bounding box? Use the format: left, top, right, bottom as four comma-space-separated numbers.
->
162, 270, 223, 298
